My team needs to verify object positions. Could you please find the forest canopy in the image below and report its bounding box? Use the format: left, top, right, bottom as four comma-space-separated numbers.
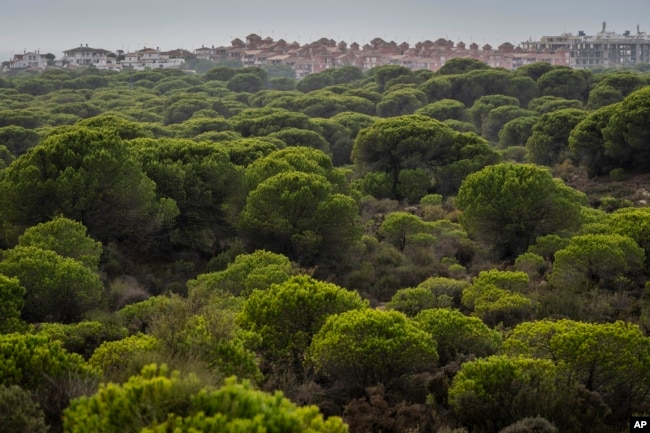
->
1, 62, 650, 433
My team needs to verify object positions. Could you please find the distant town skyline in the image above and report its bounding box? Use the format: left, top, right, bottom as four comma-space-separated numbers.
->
2, 0, 650, 61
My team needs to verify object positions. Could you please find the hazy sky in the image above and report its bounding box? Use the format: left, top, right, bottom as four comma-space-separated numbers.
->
2, 0, 650, 60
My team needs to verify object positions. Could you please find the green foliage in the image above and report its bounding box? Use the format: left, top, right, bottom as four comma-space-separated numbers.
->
15, 78, 56, 96
434, 132, 502, 196
164, 98, 212, 125
88, 334, 160, 374
64, 364, 202, 433
514, 62, 554, 81
307, 309, 438, 389
473, 269, 530, 292
439, 58, 490, 75
267, 90, 375, 118
0, 125, 40, 156
420, 193, 443, 206
513, 252, 546, 280
508, 75, 539, 106
268, 127, 330, 153
238, 275, 368, 365
0, 144, 14, 168
468, 94, 520, 131
386, 286, 442, 316
415, 276, 471, 309
0, 384, 48, 433
245, 145, 343, 190
450, 69, 512, 106
117, 295, 171, 333
343, 88, 382, 104
356, 171, 393, 199
296, 72, 335, 92
503, 319, 650, 425
269, 77, 297, 90
3, 61, 650, 433
456, 163, 584, 259
220, 136, 282, 166
113, 287, 260, 383
188, 250, 296, 297
498, 116, 537, 148
51, 101, 101, 119
352, 115, 455, 199
416, 99, 470, 122
152, 77, 193, 94
77, 114, 154, 140
587, 71, 646, 109
593, 71, 646, 94
419, 76, 452, 102
174, 117, 232, 138
231, 107, 320, 137
204, 66, 237, 81
526, 108, 588, 166
549, 234, 645, 291
461, 270, 535, 327
144, 294, 261, 383
168, 314, 260, 382
472, 290, 536, 328
35, 321, 128, 360
526, 234, 570, 260
323, 66, 363, 84
481, 106, 534, 143
330, 111, 376, 138
18, 216, 102, 270
586, 85, 623, 110
377, 88, 426, 117
414, 308, 501, 364
150, 378, 348, 432
378, 211, 433, 251
603, 86, 650, 169
0, 275, 25, 334
608, 207, 650, 258
373, 65, 415, 92
0, 246, 102, 323
0, 126, 177, 250
0, 333, 97, 390
462, 282, 536, 328
311, 117, 355, 165
448, 355, 564, 433
227, 73, 265, 93
537, 68, 589, 102
0, 109, 43, 129
67, 365, 347, 432
527, 96, 583, 114
239, 170, 360, 267
443, 119, 479, 133
132, 137, 244, 255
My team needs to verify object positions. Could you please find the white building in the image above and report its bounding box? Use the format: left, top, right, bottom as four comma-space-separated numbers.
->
521, 24, 650, 69
8, 51, 48, 69
119, 47, 184, 70
63, 44, 114, 66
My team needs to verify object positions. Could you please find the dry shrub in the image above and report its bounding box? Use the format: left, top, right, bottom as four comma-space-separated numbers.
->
343, 384, 433, 433
107, 275, 150, 310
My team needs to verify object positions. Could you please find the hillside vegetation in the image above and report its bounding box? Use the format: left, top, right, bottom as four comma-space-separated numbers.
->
2, 61, 650, 433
